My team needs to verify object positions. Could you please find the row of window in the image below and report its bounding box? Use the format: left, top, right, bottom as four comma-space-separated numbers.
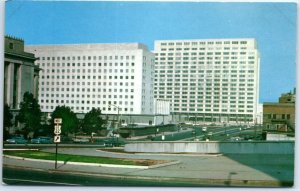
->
39, 55, 136, 61
41, 81, 135, 86
155, 93, 254, 97
156, 65, 255, 69
159, 77, 254, 82
158, 46, 252, 51
156, 89, 255, 93
173, 107, 253, 113
40, 93, 135, 99
155, 82, 255, 87
41, 88, 135, 93
157, 69, 255, 73
172, 104, 253, 108
41, 105, 135, 112
154, 92, 254, 98
38, 62, 136, 67
171, 100, 254, 104
41, 99, 135, 105
156, 97, 255, 102
266, 114, 291, 120
157, 86, 255, 91
155, 89, 255, 94
156, 61, 256, 65
155, 76, 255, 81
157, 56, 256, 61
160, 40, 249, 46
41, 68, 135, 74
157, 83, 254, 88
157, 51, 255, 56
41, 75, 136, 80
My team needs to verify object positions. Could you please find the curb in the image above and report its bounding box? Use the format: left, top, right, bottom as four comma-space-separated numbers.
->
148, 160, 181, 169
3, 149, 39, 151
3, 155, 179, 169
97, 148, 222, 157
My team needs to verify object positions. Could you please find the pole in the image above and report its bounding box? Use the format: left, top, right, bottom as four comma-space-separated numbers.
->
118, 108, 120, 129
55, 143, 58, 169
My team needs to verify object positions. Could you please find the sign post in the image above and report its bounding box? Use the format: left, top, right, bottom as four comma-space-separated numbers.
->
54, 118, 62, 169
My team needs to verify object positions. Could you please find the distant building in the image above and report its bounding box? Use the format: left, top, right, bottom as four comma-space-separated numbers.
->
4, 36, 39, 110
263, 90, 296, 132
279, 89, 296, 103
154, 39, 260, 124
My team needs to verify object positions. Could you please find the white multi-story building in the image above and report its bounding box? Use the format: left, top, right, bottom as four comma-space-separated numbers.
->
25, 43, 155, 115
154, 39, 260, 124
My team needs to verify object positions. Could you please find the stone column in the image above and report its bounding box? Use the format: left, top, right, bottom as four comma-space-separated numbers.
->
5, 62, 15, 107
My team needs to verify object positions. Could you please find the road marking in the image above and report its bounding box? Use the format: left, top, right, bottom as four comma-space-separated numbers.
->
3, 178, 81, 186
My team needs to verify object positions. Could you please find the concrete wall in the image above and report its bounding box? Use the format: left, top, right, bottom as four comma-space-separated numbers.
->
267, 133, 295, 141
124, 141, 294, 154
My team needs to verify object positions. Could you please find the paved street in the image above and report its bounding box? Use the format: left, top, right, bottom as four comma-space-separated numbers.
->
2, 147, 294, 187
129, 125, 262, 142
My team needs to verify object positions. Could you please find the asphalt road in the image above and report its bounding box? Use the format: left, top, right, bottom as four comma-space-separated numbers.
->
2, 166, 212, 187
155, 125, 262, 141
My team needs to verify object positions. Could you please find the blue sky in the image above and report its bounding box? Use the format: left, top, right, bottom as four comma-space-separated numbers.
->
5, 1, 297, 103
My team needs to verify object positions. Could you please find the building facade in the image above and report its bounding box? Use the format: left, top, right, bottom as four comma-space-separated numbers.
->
263, 90, 296, 132
4, 36, 39, 110
154, 39, 260, 124
25, 43, 155, 115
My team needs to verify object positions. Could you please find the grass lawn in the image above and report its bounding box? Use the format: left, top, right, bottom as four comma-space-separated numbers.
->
3, 150, 169, 166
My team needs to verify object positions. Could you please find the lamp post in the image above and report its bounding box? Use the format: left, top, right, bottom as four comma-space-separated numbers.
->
223, 122, 226, 135
108, 104, 121, 146
156, 98, 170, 125
108, 104, 121, 129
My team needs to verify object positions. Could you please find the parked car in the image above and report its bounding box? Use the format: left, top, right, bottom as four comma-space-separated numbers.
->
207, 132, 213, 136
202, 127, 207, 132
72, 137, 90, 143
31, 136, 53, 144
104, 139, 122, 147
6, 136, 27, 144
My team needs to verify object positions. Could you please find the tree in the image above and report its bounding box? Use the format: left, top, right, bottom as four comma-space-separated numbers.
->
4, 104, 13, 128
82, 108, 105, 134
17, 92, 41, 133
51, 105, 79, 135
3, 104, 13, 139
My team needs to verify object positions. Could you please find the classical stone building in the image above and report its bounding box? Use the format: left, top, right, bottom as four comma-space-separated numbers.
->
4, 36, 39, 110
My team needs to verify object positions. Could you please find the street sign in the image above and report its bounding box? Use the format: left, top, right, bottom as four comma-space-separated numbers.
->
53, 118, 62, 169
54, 135, 61, 143
54, 118, 62, 124
54, 125, 61, 134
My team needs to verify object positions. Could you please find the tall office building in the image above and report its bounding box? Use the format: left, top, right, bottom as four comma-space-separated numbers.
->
25, 43, 155, 115
154, 39, 260, 124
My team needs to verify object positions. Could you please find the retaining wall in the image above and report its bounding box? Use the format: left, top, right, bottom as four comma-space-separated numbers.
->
124, 141, 294, 154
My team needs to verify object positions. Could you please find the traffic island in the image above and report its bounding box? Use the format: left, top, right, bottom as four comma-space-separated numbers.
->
3, 150, 177, 169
